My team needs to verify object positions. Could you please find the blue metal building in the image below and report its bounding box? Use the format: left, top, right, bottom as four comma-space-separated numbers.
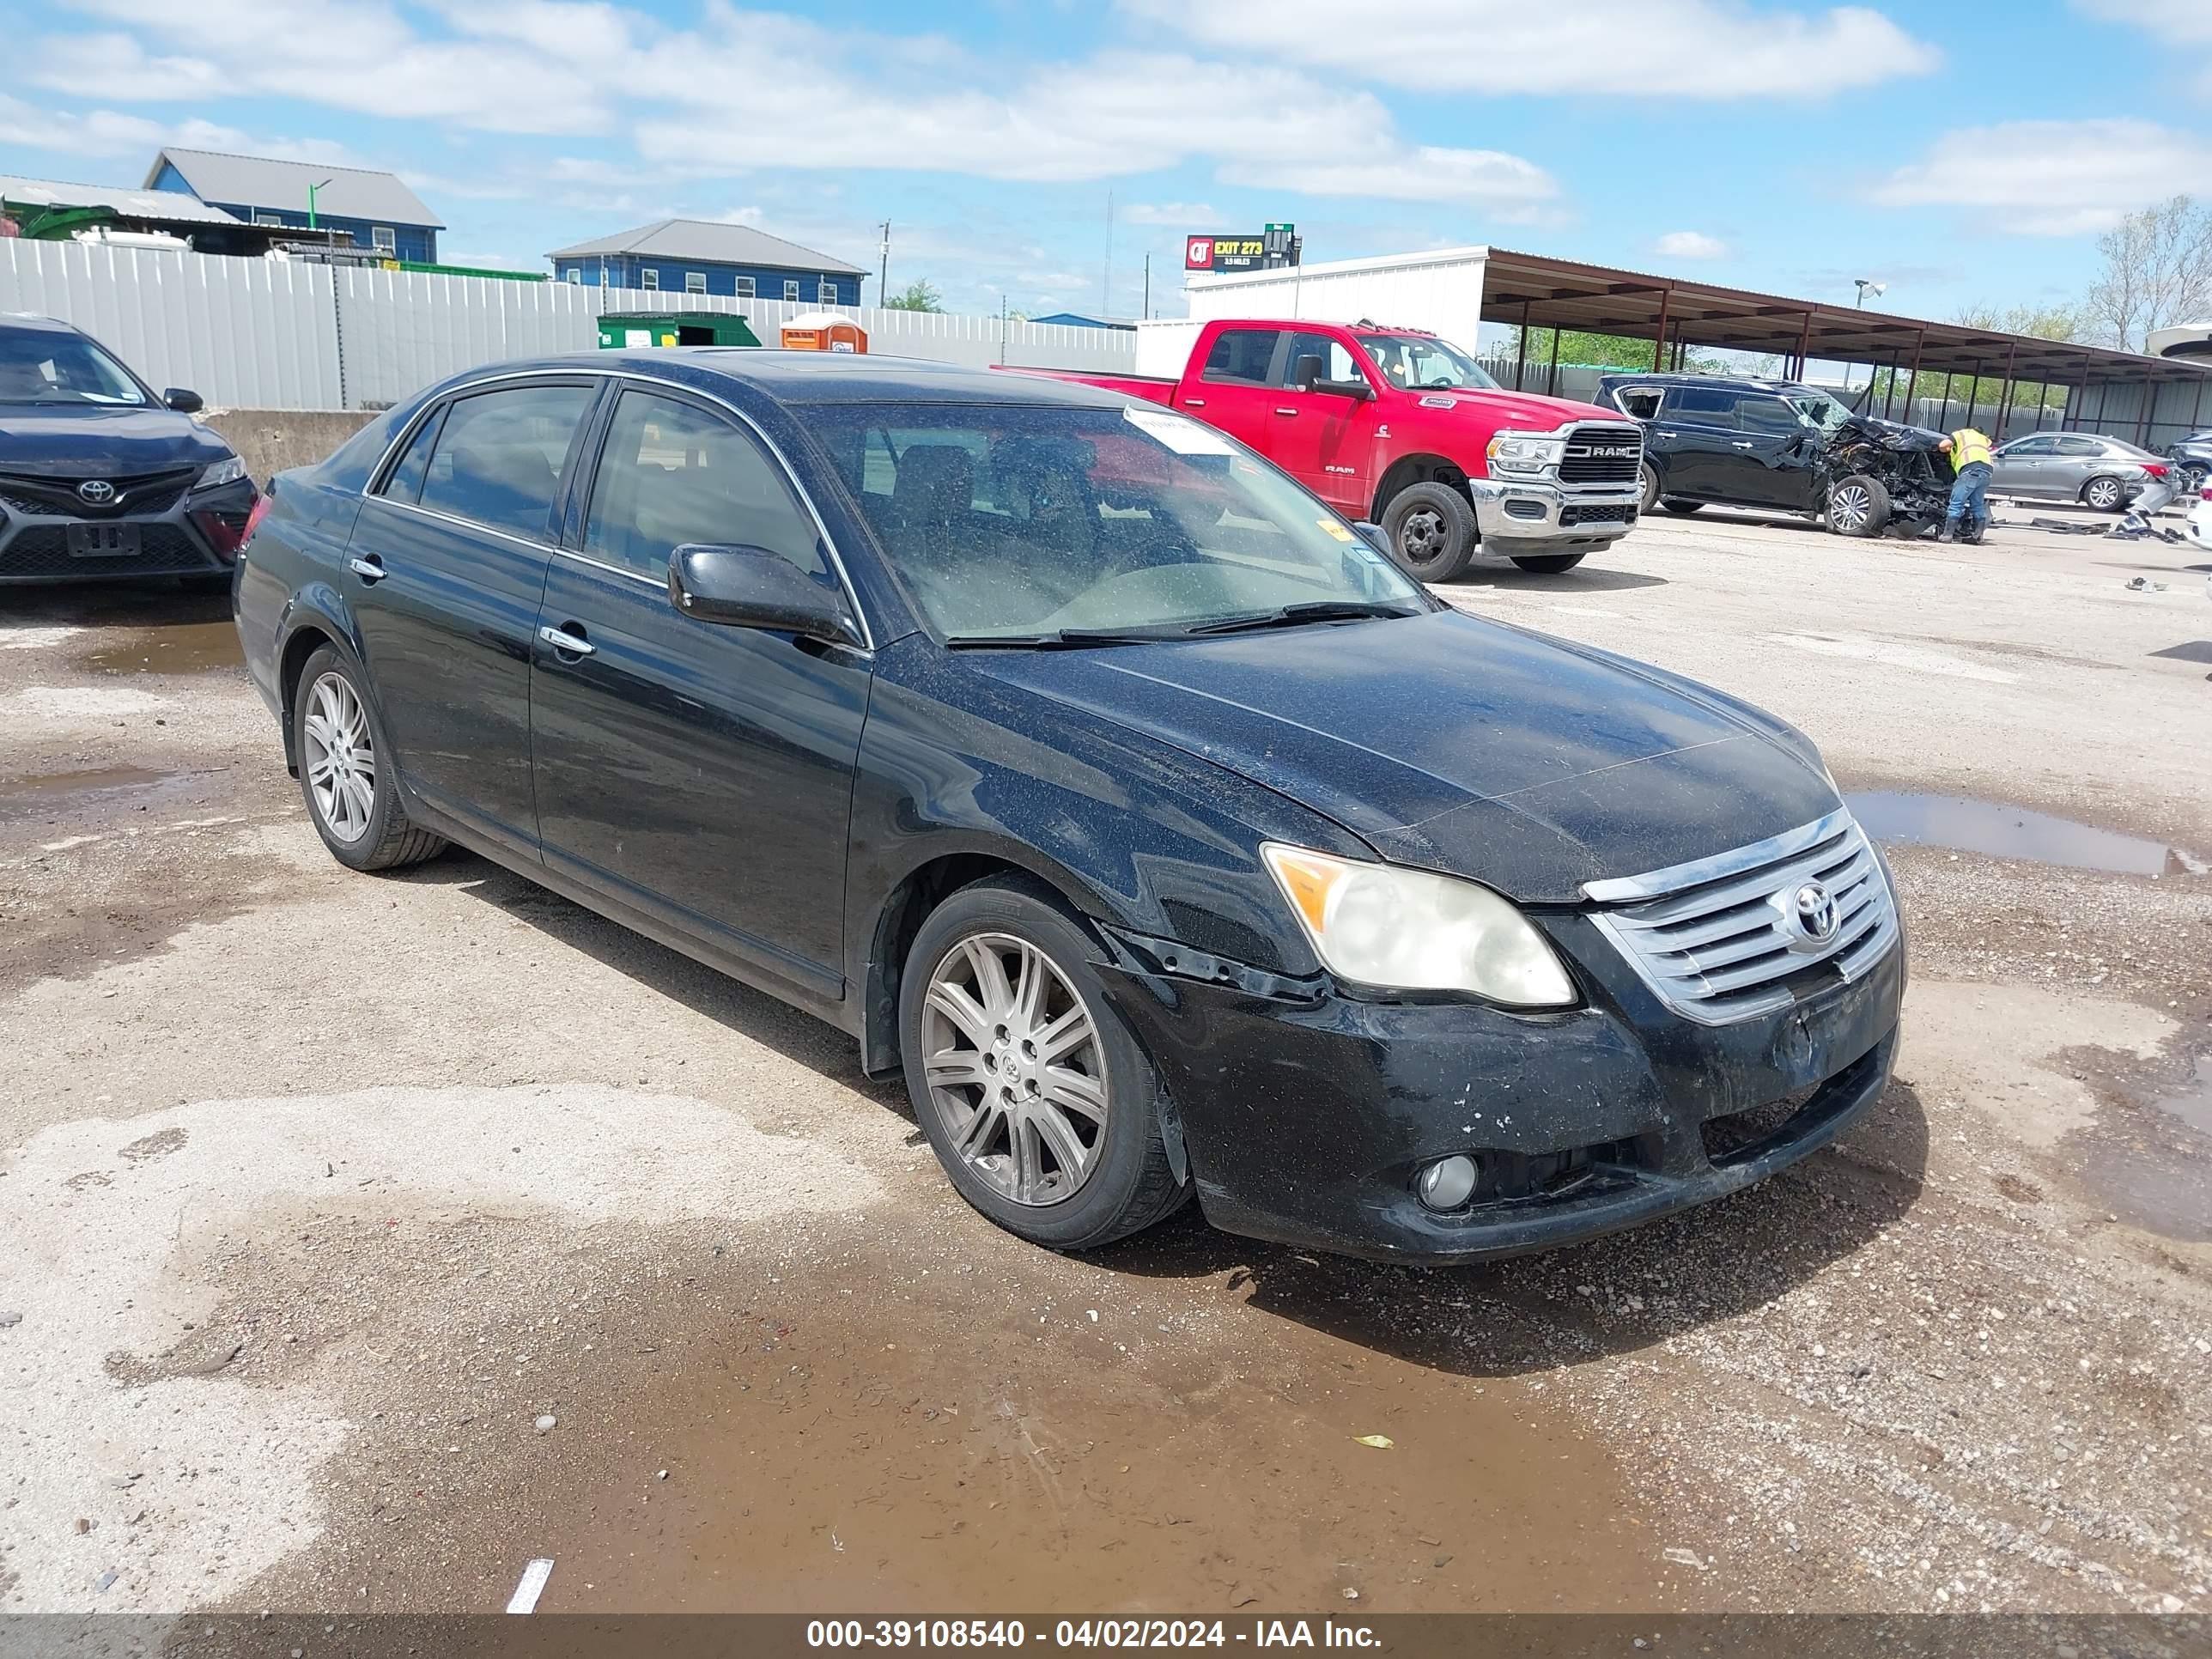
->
144, 149, 442, 263
548, 220, 866, 306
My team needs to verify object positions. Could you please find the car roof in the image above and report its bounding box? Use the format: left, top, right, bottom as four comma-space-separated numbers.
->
433, 348, 1133, 410
0, 312, 87, 338
1597, 372, 1813, 395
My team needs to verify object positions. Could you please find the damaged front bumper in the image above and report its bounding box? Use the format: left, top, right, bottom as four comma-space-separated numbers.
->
1097, 916, 1904, 1264
1468, 477, 1641, 553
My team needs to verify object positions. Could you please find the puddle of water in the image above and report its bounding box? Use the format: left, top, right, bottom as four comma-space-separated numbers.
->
2159, 1055, 2212, 1139
2069, 1055, 2212, 1243
1848, 791, 2207, 878
78, 618, 243, 676
0, 765, 172, 822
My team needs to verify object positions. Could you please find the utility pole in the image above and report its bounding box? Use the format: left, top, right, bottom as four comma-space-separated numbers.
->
1103, 190, 1114, 317
1142, 252, 1149, 320
878, 222, 890, 303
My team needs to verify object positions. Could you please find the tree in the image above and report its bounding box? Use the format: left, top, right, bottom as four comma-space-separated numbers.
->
884, 279, 943, 313
2082, 196, 2212, 352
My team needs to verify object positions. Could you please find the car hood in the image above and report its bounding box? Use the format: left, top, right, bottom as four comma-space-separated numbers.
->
0, 405, 232, 476
1427, 389, 1628, 430
971, 609, 1837, 902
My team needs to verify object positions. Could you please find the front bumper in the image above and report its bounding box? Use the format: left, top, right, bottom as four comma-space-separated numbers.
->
2186, 501, 2212, 550
0, 479, 255, 585
1100, 915, 1904, 1264
1468, 476, 1640, 551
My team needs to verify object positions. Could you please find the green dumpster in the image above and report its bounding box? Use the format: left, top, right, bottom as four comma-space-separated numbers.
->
597, 311, 763, 349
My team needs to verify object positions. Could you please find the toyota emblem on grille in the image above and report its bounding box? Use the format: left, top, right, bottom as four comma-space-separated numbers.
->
1783, 880, 1840, 950
77, 480, 117, 505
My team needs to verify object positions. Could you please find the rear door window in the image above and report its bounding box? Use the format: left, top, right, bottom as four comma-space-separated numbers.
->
417, 382, 596, 541
1664, 386, 1741, 429
1199, 328, 1283, 386
2055, 437, 2106, 457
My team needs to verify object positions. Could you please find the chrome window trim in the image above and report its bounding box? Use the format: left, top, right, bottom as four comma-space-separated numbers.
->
358, 364, 877, 653
554, 546, 663, 589
1582, 804, 1854, 903
369, 495, 559, 556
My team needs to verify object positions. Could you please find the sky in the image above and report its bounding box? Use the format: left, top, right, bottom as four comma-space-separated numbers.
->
2, 0, 2209, 334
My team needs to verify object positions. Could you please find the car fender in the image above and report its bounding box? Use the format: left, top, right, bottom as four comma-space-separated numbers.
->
271, 581, 380, 769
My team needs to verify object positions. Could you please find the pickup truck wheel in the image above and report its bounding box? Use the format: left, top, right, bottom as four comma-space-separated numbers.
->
1509, 553, 1587, 574
2081, 475, 2126, 512
1658, 498, 1705, 515
1826, 475, 1891, 538
1381, 483, 1477, 581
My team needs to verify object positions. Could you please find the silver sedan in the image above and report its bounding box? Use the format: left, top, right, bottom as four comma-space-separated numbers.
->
1986, 432, 2160, 511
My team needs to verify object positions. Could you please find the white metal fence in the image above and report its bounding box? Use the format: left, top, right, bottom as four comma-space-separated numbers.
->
1, 240, 1138, 410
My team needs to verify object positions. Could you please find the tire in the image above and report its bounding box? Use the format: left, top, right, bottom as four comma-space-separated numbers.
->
1826, 475, 1891, 538
1379, 482, 1477, 582
2179, 463, 2206, 497
899, 877, 1191, 1252
1509, 553, 1587, 574
1658, 498, 1705, 515
1638, 462, 1662, 513
291, 645, 446, 872
2081, 475, 2126, 513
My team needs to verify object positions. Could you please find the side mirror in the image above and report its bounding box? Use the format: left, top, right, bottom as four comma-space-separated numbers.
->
164, 388, 204, 413
1312, 376, 1375, 402
1352, 520, 1391, 556
668, 544, 860, 647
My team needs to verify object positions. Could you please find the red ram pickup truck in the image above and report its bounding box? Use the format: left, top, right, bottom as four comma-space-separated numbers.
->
1019, 319, 1645, 580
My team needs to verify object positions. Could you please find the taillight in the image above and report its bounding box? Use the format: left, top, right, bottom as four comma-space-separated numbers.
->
2202, 485, 2212, 502
193, 488, 267, 562
242, 489, 272, 546
2142, 462, 2168, 478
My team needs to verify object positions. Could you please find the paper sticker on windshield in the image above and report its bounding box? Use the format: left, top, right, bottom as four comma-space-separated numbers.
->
1317, 519, 1354, 542
1125, 407, 1233, 456
1418, 395, 1458, 409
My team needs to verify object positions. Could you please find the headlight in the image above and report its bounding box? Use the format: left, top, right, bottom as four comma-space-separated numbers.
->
1486, 429, 1565, 476
1261, 843, 1576, 1007
193, 456, 247, 491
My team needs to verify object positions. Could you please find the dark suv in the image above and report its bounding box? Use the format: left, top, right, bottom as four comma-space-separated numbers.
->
0, 313, 258, 586
1600, 374, 1887, 528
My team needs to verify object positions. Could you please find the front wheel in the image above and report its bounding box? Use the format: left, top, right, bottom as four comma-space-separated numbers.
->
1826, 475, 1891, 538
900, 878, 1190, 1252
1380, 482, 1477, 582
2081, 475, 2126, 512
1510, 553, 1587, 574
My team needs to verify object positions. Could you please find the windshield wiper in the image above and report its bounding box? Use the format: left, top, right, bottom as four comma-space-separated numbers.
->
941, 626, 1191, 650
1182, 600, 1425, 636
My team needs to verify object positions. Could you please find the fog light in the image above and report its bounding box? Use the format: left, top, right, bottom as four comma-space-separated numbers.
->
1415, 1154, 1479, 1212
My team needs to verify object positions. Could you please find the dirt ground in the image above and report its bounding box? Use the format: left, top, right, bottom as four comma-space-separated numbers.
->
1, 500, 2208, 1620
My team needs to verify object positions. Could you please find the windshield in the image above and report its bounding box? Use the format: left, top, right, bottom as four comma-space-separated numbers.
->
812, 402, 1428, 643
1355, 333, 1499, 392
1785, 389, 1856, 435
0, 329, 148, 406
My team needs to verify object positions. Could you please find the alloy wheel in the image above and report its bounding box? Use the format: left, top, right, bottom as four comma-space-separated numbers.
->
2086, 477, 2123, 510
301, 671, 376, 843
1829, 483, 1871, 533
921, 933, 1109, 1207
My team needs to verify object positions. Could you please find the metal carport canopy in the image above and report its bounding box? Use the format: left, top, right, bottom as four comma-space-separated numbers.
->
1478, 247, 2212, 390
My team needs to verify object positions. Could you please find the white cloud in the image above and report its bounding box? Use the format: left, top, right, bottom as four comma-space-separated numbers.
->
1865, 118, 2212, 235
1122, 201, 1218, 225
1655, 230, 1729, 259
0, 94, 251, 161
26, 3, 1558, 215
1120, 0, 1940, 98
2071, 0, 2212, 93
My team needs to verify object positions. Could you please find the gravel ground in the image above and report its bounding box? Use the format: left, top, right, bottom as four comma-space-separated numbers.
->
0, 504, 2207, 1618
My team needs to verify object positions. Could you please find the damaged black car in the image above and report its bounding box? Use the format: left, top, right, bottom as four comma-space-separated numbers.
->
1600, 374, 1954, 539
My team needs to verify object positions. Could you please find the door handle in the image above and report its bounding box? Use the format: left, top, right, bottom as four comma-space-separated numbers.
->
538, 623, 596, 658
1273, 407, 1299, 416
1731, 441, 1755, 449
347, 556, 386, 582
1182, 398, 1206, 408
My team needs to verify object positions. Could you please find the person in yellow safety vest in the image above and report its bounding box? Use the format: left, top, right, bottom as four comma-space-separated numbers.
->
1935, 427, 1994, 544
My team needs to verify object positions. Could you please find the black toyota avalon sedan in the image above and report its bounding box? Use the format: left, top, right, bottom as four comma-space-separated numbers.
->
234, 349, 1904, 1263
0, 312, 258, 586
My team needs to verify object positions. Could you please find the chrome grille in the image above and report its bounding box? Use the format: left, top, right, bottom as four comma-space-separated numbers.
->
1584, 807, 1899, 1026
1557, 422, 1644, 485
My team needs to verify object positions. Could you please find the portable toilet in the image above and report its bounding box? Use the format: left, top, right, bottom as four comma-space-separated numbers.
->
598, 311, 762, 349
780, 311, 867, 353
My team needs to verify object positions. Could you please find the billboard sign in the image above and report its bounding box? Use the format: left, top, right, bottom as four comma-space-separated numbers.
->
1185, 227, 1299, 273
